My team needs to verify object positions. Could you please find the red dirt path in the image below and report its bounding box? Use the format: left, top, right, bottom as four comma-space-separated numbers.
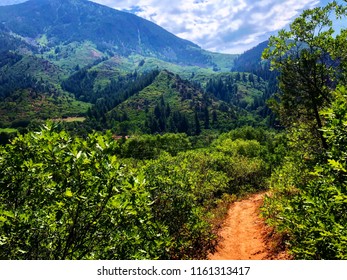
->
209, 192, 290, 260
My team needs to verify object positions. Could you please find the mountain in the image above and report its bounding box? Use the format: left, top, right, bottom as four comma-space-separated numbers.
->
232, 41, 271, 78
79, 67, 268, 135
0, 0, 235, 68
0, 0, 273, 133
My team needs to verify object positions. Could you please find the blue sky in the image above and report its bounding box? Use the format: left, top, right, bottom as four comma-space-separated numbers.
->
1, 0, 346, 54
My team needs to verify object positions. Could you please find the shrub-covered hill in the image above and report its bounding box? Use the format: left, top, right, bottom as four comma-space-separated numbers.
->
0, 51, 90, 127
106, 70, 238, 135
74, 69, 270, 135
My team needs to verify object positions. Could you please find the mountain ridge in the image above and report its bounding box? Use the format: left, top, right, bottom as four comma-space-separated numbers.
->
0, 0, 236, 68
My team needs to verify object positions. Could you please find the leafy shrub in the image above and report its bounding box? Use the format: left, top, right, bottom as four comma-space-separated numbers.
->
141, 152, 229, 259
263, 87, 347, 259
120, 133, 191, 160
215, 138, 262, 158
0, 124, 170, 259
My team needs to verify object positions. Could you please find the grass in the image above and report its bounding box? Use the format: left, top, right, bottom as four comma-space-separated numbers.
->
0, 128, 18, 133
52, 117, 86, 123
44, 41, 105, 73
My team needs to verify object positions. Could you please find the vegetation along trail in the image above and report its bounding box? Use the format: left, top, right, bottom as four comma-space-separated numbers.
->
210, 192, 289, 260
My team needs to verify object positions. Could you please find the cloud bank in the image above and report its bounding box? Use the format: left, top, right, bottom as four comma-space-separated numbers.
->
92, 0, 320, 54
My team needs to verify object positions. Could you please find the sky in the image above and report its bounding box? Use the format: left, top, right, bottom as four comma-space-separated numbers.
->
91, 0, 341, 54
0, 0, 345, 54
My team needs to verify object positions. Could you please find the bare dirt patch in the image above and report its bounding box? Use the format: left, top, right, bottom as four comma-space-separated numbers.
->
209, 192, 291, 260
52, 117, 86, 123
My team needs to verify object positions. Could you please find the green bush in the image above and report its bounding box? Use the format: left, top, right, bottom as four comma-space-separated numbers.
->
263, 87, 347, 259
0, 124, 170, 259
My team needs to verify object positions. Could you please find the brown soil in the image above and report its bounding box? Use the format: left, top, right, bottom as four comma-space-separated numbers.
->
209, 192, 291, 260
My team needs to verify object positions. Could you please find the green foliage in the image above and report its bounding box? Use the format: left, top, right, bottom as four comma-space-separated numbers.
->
214, 138, 261, 158
0, 129, 17, 145
0, 123, 171, 259
213, 126, 287, 171
263, 87, 347, 259
141, 152, 228, 259
120, 133, 191, 160
0, 122, 276, 259
261, 1, 347, 259
207, 129, 271, 193
263, 1, 347, 150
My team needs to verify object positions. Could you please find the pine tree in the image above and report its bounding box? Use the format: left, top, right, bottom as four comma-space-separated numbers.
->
194, 111, 201, 135
204, 106, 210, 129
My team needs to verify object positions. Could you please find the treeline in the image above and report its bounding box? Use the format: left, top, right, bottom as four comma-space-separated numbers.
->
88, 70, 160, 117
142, 92, 219, 135
206, 73, 278, 126
0, 28, 37, 53
144, 97, 192, 134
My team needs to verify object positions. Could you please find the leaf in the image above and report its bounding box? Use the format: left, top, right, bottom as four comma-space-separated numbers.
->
76, 150, 82, 159
65, 188, 73, 198
2, 211, 15, 219
328, 159, 347, 172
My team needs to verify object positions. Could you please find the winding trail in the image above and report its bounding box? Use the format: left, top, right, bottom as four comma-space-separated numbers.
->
209, 192, 289, 260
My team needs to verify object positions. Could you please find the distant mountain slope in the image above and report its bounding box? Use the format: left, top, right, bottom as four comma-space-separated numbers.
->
0, 25, 36, 53
232, 41, 272, 79
0, 50, 89, 127
0, 0, 235, 68
233, 41, 268, 70
105, 70, 238, 135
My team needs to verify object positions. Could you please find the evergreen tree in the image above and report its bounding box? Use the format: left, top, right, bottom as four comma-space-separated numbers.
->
194, 111, 201, 135
204, 106, 210, 129
212, 110, 218, 127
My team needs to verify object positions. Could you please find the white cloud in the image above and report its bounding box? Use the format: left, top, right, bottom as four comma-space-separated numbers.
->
0, 0, 27, 5
91, 0, 322, 53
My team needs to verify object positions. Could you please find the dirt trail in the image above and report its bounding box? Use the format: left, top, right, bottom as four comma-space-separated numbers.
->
209, 192, 289, 260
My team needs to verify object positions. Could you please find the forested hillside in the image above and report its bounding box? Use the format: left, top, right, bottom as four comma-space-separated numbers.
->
1, 0, 347, 260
